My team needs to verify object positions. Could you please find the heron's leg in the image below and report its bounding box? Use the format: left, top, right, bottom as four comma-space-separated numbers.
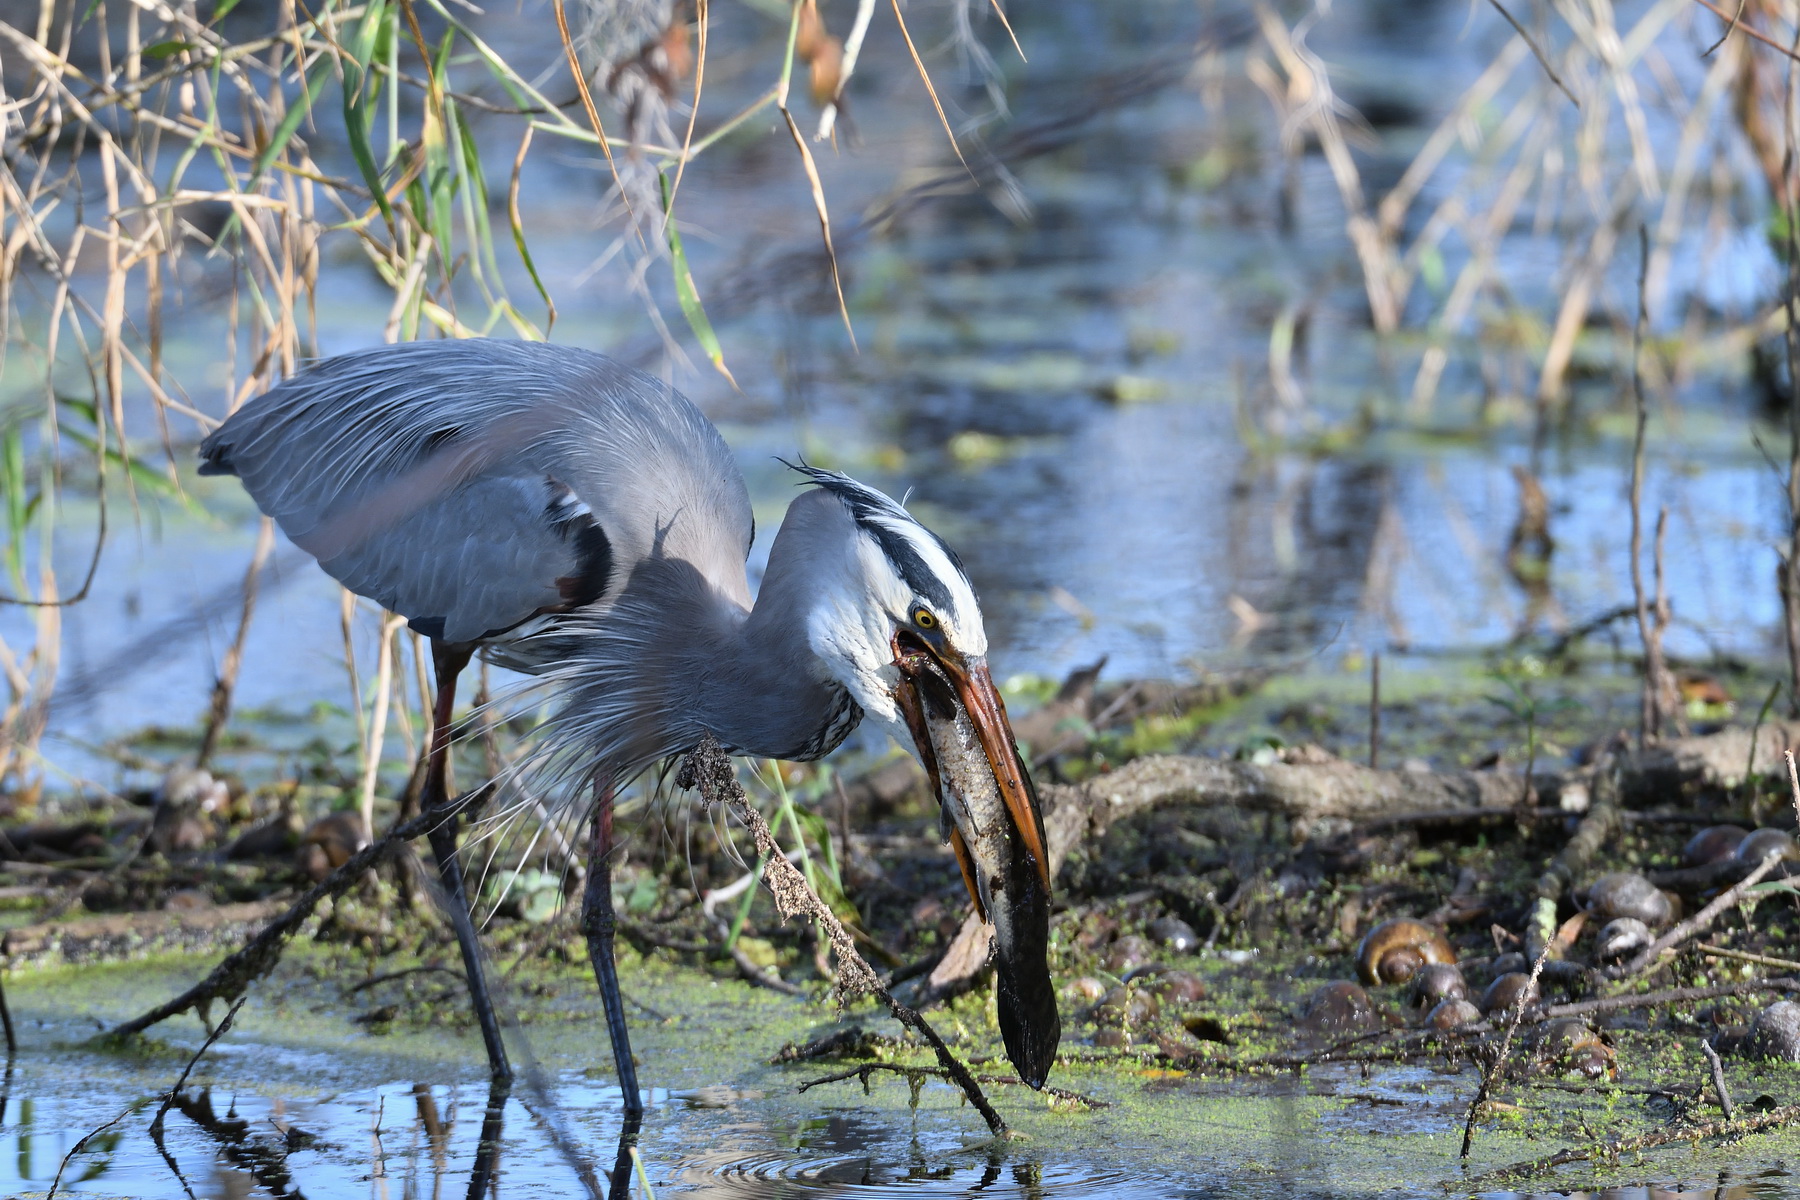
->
423, 639, 513, 1085
583, 771, 644, 1118
464, 1074, 510, 1200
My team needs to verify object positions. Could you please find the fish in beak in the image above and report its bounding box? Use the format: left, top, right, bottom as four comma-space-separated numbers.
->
892, 632, 1060, 1089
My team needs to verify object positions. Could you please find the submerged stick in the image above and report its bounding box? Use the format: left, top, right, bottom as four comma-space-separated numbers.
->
677, 735, 1008, 1136
1464, 1103, 1800, 1186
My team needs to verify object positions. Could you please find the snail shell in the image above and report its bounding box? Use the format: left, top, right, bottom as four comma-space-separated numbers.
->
1407, 963, 1468, 1012
1103, 934, 1154, 975
1071, 976, 1107, 1002
1300, 981, 1375, 1031
1533, 1017, 1614, 1079
1585, 872, 1671, 927
1746, 1000, 1800, 1062
1355, 919, 1455, 986
1487, 951, 1527, 978
1129, 967, 1207, 1004
1595, 917, 1651, 963
1479, 972, 1541, 1016
1736, 828, 1799, 866
1424, 998, 1482, 1031
1149, 916, 1200, 953
1683, 825, 1748, 867
1092, 984, 1159, 1028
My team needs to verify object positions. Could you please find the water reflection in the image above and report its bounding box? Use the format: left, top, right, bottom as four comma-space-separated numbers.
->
0, 1049, 1799, 1200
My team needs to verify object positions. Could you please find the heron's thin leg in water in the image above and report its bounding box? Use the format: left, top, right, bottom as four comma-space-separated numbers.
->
464, 1075, 511, 1200
424, 639, 514, 1084
583, 771, 644, 1118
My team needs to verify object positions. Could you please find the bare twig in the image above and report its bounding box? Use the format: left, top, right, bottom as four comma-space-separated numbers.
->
1543, 977, 1800, 1020
677, 735, 1007, 1136
196, 517, 275, 769
1461, 923, 1553, 1157
1700, 1039, 1735, 1120
1691, 0, 1800, 63
1367, 651, 1381, 770
1700, 942, 1800, 972
1630, 224, 1678, 746
49, 1101, 139, 1198
148, 996, 249, 1141
1486, 0, 1578, 108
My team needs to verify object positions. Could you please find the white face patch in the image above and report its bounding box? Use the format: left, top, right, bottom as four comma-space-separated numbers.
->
794, 472, 990, 751
856, 511, 987, 657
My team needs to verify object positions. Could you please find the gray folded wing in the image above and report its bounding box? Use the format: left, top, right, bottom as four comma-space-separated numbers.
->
199, 340, 748, 646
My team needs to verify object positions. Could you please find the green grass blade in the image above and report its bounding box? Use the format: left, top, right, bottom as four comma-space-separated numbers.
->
658, 172, 735, 387
249, 52, 331, 185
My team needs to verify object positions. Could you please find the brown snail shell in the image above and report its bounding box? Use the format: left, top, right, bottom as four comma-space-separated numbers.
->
1129, 966, 1207, 1004
1424, 998, 1482, 1031
1736, 828, 1799, 865
1406, 963, 1467, 1012
1584, 872, 1671, 926
1533, 1017, 1614, 1079
1103, 934, 1154, 975
1355, 919, 1455, 986
1300, 981, 1375, 1031
1479, 972, 1541, 1016
1745, 1000, 1800, 1062
1683, 825, 1749, 867
1071, 976, 1107, 1002
1092, 985, 1159, 1028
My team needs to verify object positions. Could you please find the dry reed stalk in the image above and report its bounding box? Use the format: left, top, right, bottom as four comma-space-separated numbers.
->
196, 517, 277, 769
359, 613, 407, 843
1629, 226, 1680, 744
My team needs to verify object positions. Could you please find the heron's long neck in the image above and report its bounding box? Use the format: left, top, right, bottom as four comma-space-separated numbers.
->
697, 583, 856, 763
690, 503, 865, 762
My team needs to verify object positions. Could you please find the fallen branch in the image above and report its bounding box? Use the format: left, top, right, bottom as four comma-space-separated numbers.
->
677, 735, 1008, 1137
1538, 976, 1800, 1020
794, 1061, 1107, 1110
109, 793, 480, 1038
149, 995, 249, 1141
1463, 1102, 1800, 1185
1700, 943, 1800, 972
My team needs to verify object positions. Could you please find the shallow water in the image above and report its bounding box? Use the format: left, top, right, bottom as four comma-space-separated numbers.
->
5, 953, 1800, 1200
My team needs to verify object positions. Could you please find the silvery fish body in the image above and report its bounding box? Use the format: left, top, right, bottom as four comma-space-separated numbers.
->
916, 664, 1060, 1087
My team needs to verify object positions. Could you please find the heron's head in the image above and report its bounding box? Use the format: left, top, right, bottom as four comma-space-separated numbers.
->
778, 465, 1040, 842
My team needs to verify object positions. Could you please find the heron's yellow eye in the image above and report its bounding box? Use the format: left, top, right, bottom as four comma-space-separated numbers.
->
914, 608, 936, 629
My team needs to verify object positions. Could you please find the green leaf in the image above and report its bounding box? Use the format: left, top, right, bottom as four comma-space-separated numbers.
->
61, 428, 200, 513
341, 61, 394, 225
248, 52, 332, 184
2, 425, 26, 585
142, 40, 197, 59
659, 171, 735, 387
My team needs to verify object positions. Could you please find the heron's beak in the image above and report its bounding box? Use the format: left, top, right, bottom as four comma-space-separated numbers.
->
891, 632, 1060, 1088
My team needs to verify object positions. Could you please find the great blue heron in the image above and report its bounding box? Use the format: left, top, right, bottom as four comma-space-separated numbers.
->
197, 339, 1060, 1116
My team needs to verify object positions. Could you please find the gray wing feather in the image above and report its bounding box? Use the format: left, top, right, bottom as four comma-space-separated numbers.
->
200, 341, 752, 645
